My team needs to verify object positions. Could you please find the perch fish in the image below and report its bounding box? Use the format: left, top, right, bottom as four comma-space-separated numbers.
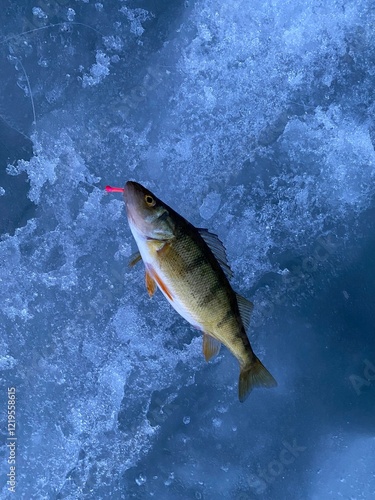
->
107, 181, 277, 402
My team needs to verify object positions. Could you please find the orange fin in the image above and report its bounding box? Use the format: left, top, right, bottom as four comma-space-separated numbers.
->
152, 271, 174, 301
145, 270, 157, 298
203, 333, 221, 361
239, 356, 277, 402
146, 264, 174, 302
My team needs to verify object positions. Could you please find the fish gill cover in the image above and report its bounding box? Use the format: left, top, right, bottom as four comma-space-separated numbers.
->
0, 0, 374, 499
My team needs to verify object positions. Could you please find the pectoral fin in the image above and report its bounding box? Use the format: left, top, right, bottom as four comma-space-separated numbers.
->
129, 252, 142, 267
203, 333, 221, 361
145, 269, 157, 298
145, 264, 174, 301
156, 240, 172, 257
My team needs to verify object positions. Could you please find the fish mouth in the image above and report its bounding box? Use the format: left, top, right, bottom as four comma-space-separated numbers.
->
123, 180, 142, 202
124, 180, 147, 192
123, 181, 143, 207
124, 180, 149, 206
123, 182, 139, 226
123, 181, 153, 235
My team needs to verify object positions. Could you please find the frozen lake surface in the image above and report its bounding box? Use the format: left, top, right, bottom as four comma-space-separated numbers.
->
0, 1, 374, 498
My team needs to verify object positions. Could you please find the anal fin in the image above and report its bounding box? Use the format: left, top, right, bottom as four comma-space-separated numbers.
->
203, 333, 221, 361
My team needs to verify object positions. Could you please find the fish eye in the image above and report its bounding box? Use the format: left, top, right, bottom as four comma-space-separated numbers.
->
144, 194, 156, 207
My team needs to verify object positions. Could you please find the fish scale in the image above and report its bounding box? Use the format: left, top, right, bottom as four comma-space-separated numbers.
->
152, 226, 234, 337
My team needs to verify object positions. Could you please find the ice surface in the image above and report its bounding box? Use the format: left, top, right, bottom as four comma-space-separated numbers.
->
311, 435, 375, 499
82, 50, 111, 88
0, 0, 374, 499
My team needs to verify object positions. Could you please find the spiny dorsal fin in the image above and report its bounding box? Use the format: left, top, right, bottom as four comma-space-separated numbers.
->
198, 228, 233, 280
236, 293, 254, 331
203, 333, 221, 361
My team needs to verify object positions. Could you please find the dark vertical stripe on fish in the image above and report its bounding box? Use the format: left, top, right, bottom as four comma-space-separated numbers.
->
186, 254, 207, 273
216, 308, 235, 328
201, 281, 224, 305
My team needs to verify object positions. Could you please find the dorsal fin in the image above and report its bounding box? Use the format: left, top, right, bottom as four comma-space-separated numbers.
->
198, 228, 233, 280
236, 293, 254, 331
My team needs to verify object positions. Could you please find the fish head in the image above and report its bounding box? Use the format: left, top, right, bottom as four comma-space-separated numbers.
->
124, 181, 175, 240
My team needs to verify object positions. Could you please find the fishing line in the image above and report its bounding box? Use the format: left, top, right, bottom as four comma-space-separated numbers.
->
14, 57, 36, 127
1, 21, 106, 132
0, 22, 105, 46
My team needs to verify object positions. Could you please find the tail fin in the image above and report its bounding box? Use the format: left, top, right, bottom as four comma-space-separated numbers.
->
239, 356, 277, 402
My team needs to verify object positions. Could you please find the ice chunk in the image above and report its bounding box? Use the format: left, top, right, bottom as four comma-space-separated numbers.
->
103, 35, 124, 51
0, 355, 17, 370
199, 191, 221, 220
82, 51, 111, 88
32, 7, 47, 19
120, 7, 153, 37
67, 8, 76, 22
